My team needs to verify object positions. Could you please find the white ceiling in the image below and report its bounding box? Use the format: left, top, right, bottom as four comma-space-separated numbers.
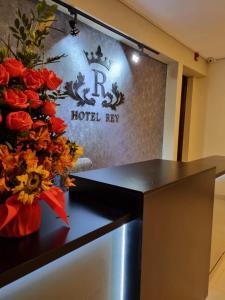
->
120, 0, 225, 59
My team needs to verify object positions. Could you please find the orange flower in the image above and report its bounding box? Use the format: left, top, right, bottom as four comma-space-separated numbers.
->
25, 90, 42, 109
0, 145, 18, 171
41, 68, 63, 90
4, 89, 29, 109
0, 177, 10, 192
0, 64, 9, 85
32, 120, 48, 129
23, 69, 43, 90
43, 156, 52, 170
42, 101, 56, 116
47, 136, 67, 155
49, 116, 67, 134
22, 149, 38, 168
64, 176, 75, 188
54, 150, 74, 175
6, 111, 33, 131
29, 127, 51, 150
3, 58, 25, 78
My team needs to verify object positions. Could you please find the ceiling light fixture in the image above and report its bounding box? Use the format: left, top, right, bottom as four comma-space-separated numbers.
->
69, 10, 80, 36
131, 52, 140, 64
131, 44, 144, 64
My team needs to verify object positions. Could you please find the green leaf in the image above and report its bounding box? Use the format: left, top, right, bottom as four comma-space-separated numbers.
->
15, 18, 20, 28
19, 26, 25, 34
13, 33, 21, 40
22, 14, 28, 26
5, 141, 13, 150
17, 8, 22, 19
21, 32, 27, 41
19, 131, 29, 137
27, 22, 32, 31
9, 26, 18, 34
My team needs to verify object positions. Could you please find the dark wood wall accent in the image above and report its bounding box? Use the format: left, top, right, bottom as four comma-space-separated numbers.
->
177, 75, 188, 161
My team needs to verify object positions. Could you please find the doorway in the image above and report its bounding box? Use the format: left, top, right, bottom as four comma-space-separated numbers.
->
177, 75, 188, 161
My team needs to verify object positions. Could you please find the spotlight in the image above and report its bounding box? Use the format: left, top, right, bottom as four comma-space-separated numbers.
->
131, 52, 140, 63
131, 44, 144, 64
69, 12, 80, 36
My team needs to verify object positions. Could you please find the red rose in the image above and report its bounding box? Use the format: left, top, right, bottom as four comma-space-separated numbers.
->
41, 68, 62, 90
0, 64, 9, 85
0, 114, 2, 123
32, 120, 47, 129
49, 116, 67, 134
24, 90, 42, 109
4, 89, 28, 109
23, 69, 43, 90
3, 58, 25, 78
42, 101, 56, 116
6, 111, 33, 131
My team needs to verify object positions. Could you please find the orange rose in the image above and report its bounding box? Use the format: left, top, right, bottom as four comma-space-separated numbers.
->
41, 68, 62, 90
23, 69, 43, 90
4, 89, 28, 109
49, 116, 67, 134
6, 111, 33, 131
3, 58, 25, 78
0, 64, 9, 85
32, 120, 47, 129
25, 90, 42, 109
42, 101, 56, 116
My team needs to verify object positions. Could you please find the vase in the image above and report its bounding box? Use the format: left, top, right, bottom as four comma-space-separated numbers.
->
0, 202, 41, 238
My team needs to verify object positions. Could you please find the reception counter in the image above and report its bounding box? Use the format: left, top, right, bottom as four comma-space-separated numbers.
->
0, 156, 225, 300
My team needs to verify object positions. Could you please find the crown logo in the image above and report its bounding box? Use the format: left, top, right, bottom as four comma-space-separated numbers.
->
83, 45, 112, 71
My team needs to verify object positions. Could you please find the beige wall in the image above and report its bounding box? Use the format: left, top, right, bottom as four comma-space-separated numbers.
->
162, 62, 183, 160
183, 76, 208, 161
64, 0, 208, 76
203, 61, 225, 157
183, 60, 225, 160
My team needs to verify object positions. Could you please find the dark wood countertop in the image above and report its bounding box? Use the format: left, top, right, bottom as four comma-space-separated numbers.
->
0, 194, 134, 288
74, 157, 220, 195
184, 155, 225, 178
0, 156, 224, 288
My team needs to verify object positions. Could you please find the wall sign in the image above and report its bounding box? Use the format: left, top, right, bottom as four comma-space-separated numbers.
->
65, 45, 125, 123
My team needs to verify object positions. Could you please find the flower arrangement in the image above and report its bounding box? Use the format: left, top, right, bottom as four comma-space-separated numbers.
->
0, 1, 83, 237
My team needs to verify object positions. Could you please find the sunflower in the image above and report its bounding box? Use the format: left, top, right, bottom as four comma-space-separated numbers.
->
12, 165, 52, 204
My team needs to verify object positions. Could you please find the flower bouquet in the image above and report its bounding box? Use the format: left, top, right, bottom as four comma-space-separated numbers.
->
0, 1, 83, 237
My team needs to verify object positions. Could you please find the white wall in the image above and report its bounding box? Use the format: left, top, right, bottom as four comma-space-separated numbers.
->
203, 60, 225, 157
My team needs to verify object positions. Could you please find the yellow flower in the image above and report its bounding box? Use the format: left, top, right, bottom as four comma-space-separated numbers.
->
13, 165, 52, 204
76, 146, 84, 157
71, 146, 84, 167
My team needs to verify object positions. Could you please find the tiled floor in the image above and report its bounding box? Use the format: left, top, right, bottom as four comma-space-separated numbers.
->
207, 175, 225, 300
207, 254, 225, 299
